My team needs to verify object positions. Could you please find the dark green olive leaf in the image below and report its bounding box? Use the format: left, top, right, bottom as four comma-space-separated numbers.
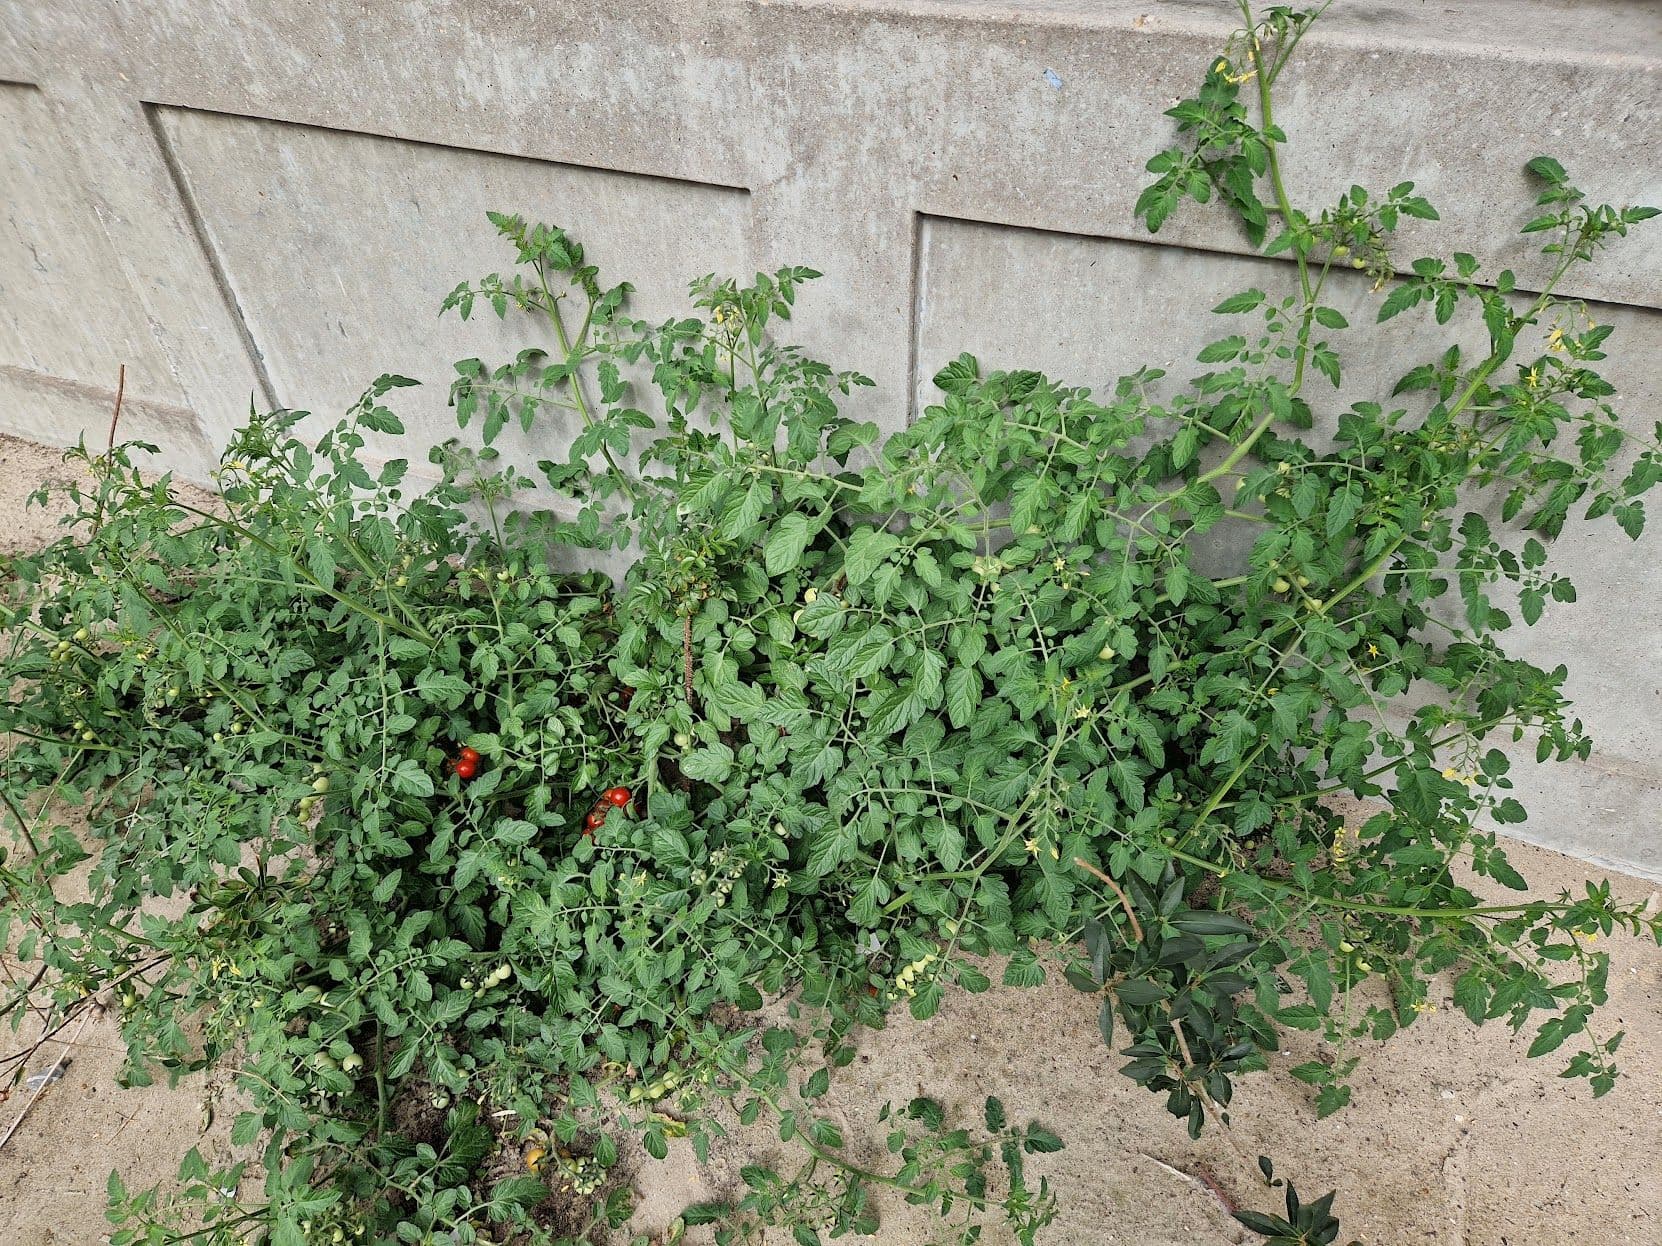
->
1169, 911, 1257, 937
1114, 979, 1169, 1007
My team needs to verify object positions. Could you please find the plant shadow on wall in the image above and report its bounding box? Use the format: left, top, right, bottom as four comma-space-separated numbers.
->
3, 3, 1660, 1245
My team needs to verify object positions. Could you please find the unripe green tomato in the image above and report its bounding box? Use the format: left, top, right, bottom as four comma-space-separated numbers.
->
1098, 645, 1116, 661
1272, 577, 1291, 593
311, 775, 330, 793
1297, 574, 1311, 588
673, 731, 691, 749
341, 1052, 364, 1073
312, 1052, 339, 1072
1332, 244, 1350, 257
1351, 257, 1366, 269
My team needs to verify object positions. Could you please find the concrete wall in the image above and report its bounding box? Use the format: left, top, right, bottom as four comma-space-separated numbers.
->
2, 0, 1658, 877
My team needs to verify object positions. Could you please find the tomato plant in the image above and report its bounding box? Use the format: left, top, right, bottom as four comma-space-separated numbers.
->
2, 4, 1659, 1244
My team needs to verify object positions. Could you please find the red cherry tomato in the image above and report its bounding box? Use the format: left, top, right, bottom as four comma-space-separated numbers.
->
458, 746, 480, 766
454, 758, 478, 780
585, 809, 607, 830
604, 786, 632, 808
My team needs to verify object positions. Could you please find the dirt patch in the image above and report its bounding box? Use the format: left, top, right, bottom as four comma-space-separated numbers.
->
0, 789, 246, 1246
0, 433, 1657, 1245
621, 841, 1660, 1246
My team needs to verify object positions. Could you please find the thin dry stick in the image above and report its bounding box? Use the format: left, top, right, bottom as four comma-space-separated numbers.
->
90, 364, 128, 539
107, 363, 126, 455
1169, 1013, 1200, 1072
682, 614, 695, 703
0, 956, 164, 1080
1136, 1153, 1240, 1217
0, 1005, 95, 1153
1073, 856, 1144, 943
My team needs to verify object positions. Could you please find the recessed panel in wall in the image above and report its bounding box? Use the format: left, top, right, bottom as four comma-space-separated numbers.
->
153, 106, 752, 465
913, 214, 1661, 788
0, 83, 182, 407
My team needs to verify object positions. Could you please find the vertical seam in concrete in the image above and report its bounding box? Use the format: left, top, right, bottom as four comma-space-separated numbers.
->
906, 211, 928, 423
142, 102, 281, 411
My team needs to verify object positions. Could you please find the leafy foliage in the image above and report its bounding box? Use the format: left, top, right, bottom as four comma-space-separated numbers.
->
2, 3, 1659, 1243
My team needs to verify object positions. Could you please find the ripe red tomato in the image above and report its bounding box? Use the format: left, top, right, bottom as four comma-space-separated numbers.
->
604, 786, 632, 808
585, 809, 607, 830
458, 746, 480, 766
454, 758, 478, 780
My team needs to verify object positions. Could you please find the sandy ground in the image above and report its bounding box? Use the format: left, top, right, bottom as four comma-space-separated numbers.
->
0, 436, 242, 1244
636, 838, 1662, 1246
0, 432, 1657, 1245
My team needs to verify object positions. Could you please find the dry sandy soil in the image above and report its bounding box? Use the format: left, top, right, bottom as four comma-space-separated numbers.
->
0, 433, 1657, 1245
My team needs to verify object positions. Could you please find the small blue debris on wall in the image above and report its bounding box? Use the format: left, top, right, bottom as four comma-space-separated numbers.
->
1042, 68, 1063, 91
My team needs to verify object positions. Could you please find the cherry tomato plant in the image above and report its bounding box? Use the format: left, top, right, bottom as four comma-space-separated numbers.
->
2, 4, 1660, 1245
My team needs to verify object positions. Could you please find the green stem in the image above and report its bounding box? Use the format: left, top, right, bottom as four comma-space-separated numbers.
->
1174, 737, 1269, 851
537, 265, 640, 502
163, 500, 430, 642
1168, 844, 1606, 921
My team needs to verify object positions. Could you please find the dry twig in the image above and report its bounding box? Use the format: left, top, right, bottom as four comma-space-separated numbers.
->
1073, 856, 1144, 943
0, 1004, 97, 1153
